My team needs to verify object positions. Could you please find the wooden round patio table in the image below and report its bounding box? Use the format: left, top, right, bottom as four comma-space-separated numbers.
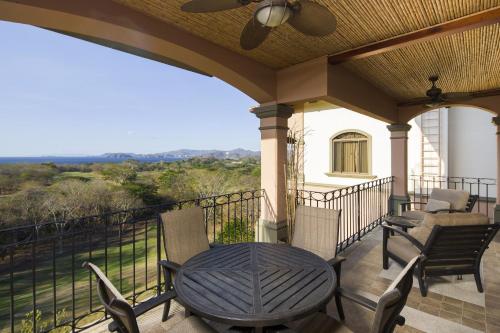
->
174, 243, 336, 332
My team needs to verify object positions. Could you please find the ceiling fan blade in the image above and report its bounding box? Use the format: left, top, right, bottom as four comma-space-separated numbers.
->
442, 92, 472, 101
181, 0, 248, 13
288, 1, 336, 36
240, 18, 271, 50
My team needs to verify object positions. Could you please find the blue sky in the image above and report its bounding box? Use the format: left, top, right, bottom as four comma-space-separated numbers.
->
0, 21, 259, 156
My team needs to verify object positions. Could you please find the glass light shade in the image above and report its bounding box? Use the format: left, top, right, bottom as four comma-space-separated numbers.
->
255, 4, 292, 27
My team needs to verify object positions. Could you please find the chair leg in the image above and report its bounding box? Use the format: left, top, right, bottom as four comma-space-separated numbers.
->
382, 228, 389, 270
162, 300, 171, 322
333, 263, 345, 320
335, 294, 345, 321
474, 271, 484, 293
417, 265, 427, 297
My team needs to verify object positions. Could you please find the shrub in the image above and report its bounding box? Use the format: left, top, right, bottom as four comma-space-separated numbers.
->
216, 219, 255, 244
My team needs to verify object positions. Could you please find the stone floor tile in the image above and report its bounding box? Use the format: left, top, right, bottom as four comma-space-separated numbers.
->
462, 317, 486, 331
463, 308, 486, 322
463, 302, 485, 314
439, 310, 462, 324
440, 302, 463, 315
443, 296, 464, 307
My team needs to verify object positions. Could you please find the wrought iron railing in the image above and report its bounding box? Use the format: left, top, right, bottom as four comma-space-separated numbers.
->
0, 189, 263, 333
296, 177, 393, 252
409, 175, 496, 219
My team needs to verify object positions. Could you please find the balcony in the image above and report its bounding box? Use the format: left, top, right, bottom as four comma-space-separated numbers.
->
1, 177, 498, 333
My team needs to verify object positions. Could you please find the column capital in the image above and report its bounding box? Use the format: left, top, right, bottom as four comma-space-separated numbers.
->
251, 104, 294, 119
387, 123, 412, 132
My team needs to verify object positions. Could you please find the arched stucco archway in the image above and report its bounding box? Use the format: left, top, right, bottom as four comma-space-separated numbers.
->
0, 0, 277, 103
398, 95, 500, 123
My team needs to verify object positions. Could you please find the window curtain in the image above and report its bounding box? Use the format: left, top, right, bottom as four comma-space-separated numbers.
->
333, 137, 369, 174
342, 141, 357, 173
359, 140, 368, 173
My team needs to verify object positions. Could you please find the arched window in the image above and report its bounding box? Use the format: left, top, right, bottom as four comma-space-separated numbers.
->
331, 131, 370, 175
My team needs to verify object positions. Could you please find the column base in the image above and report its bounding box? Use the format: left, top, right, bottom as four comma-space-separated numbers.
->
389, 194, 411, 216
495, 204, 500, 224
256, 219, 288, 243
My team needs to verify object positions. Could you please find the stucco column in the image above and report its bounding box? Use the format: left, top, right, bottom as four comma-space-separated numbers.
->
252, 104, 293, 243
387, 123, 412, 215
493, 116, 500, 223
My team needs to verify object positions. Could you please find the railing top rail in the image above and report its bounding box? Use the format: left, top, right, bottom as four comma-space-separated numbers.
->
296, 176, 393, 196
409, 175, 496, 184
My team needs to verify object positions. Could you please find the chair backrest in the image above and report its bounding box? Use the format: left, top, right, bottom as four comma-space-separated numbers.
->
370, 256, 420, 333
161, 206, 210, 265
466, 195, 478, 212
429, 188, 470, 211
291, 205, 341, 260
423, 223, 499, 270
83, 262, 139, 333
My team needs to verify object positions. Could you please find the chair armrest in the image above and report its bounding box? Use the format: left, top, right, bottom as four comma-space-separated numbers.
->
159, 260, 181, 273
338, 288, 405, 327
401, 201, 427, 212
381, 224, 424, 251
338, 288, 377, 311
384, 217, 417, 229
427, 208, 466, 214
327, 256, 346, 269
108, 291, 177, 332
134, 290, 176, 317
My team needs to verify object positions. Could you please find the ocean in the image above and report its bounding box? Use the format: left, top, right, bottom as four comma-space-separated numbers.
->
0, 156, 180, 165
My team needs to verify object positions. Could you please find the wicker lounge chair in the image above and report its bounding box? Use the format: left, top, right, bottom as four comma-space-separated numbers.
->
382, 213, 498, 296
83, 262, 215, 333
297, 256, 421, 333
291, 205, 345, 320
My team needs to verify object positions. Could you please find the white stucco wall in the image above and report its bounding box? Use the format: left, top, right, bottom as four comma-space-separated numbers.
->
303, 108, 391, 188
447, 106, 495, 179
303, 105, 495, 191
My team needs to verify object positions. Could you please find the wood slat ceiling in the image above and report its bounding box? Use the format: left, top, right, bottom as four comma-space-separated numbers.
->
112, 0, 500, 100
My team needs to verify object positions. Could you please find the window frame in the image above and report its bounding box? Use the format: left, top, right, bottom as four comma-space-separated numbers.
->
327, 129, 374, 178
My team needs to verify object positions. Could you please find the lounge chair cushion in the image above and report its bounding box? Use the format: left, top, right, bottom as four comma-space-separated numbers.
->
423, 212, 489, 228
401, 210, 426, 221
387, 236, 421, 262
430, 188, 469, 211
142, 316, 216, 333
425, 199, 451, 212
404, 213, 491, 247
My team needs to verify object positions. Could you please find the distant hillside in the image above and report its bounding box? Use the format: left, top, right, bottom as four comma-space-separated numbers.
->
101, 148, 260, 160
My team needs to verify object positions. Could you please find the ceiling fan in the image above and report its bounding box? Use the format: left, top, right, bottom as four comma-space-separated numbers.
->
180, 0, 337, 50
400, 76, 472, 108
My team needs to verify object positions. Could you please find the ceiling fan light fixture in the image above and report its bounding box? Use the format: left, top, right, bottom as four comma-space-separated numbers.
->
255, 0, 292, 27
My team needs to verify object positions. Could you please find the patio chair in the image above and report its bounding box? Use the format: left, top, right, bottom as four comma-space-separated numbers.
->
400, 188, 477, 224
82, 261, 216, 333
382, 213, 498, 296
159, 206, 210, 320
297, 256, 421, 333
291, 205, 345, 320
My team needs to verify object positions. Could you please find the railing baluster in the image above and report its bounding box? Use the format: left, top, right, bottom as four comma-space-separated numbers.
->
32, 239, 37, 333
9, 247, 14, 333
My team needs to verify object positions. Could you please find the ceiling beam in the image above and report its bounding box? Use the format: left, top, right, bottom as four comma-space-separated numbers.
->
328, 6, 500, 65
